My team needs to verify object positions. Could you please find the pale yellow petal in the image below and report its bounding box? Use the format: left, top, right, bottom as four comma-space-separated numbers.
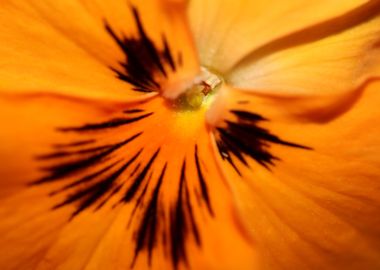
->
188, 0, 372, 73
227, 4, 380, 112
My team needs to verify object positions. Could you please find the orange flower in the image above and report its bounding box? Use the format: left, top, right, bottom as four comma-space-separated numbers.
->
1, 0, 380, 269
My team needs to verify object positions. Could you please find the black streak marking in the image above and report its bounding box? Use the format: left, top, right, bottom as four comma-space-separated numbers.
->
194, 145, 213, 216
36, 144, 116, 160
48, 160, 120, 196
33, 132, 142, 184
215, 110, 311, 174
95, 183, 123, 211
131, 164, 167, 268
127, 174, 150, 229
105, 7, 179, 93
123, 148, 160, 202
53, 150, 142, 219
32, 4, 210, 268
170, 160, 202, 269
124, 108, 145, 114
216, 139, 242, 176
162, 36, 176, 72
58, 113, 153, 132
130, 163, 141, 177
52, 139, 96, 148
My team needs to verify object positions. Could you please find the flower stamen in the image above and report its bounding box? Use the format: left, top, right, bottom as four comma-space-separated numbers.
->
170, 67, 223, 110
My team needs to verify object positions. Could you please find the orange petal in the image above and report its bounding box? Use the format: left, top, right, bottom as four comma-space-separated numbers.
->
0, 94, 257, 269
209, 81, 380, 269
188, 0, 373, 73
0, 94, 124, 197
0, 0, 199, 101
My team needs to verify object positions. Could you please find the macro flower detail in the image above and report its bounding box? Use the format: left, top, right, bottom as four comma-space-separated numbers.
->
104, 7, 179, 94
29, 7, 310, 268
1, 1, 380, 270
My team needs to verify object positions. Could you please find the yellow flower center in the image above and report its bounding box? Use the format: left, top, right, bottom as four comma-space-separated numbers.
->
170, 67, 223, 111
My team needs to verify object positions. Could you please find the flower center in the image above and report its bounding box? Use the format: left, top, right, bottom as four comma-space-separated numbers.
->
170, 67, 223, 111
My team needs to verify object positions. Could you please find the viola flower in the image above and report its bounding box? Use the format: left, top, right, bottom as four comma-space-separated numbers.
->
1, 0, 380, 269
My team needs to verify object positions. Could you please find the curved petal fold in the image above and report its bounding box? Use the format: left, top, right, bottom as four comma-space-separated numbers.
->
227, 3, 380, 114
189, 0, 372, 73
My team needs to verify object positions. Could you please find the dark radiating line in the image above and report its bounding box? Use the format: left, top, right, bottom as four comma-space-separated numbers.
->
104, 22, 127, 52
162, 35, 176, 71
118, 53, 161, 89
105, 6, 181, 93
216, 128, 249, 166
127, 173, 150, 229
170, 160, 189, 269
133, 87, 155, 93
32, 132, 142, 184
161, 209, 168, 255
32, 4, 209, 269
111, 65, 158, 92
184, 175, 201, 246
215, 110, 312, 174
57, 113, 153, 132
130, 163, 141, 177
94, 183, 123, 211
216, 139, 242, 176
123, 148, 160, 202
169, 160, 201, 269
124, 109, 145, 114
118, 48, 161, 89
225, 120, 311, 150
52, 139, 96, 148
230, 110, 267, 122
111, 68, 153, 91
131, 163, 167, 268
131, 7, 167, 78
49, 160, 120, 196
53, 149, 142, 219
36, 144, 114, 160
194, 145, 214, 216
218, 126, 274, 170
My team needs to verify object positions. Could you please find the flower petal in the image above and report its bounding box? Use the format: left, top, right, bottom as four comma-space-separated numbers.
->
188, 0, 372, 73
227, 3, 380, 116
210, 81, 380, 269
0, 95, 257, 269
0, 0, 199, 101
0, 94, 123, 198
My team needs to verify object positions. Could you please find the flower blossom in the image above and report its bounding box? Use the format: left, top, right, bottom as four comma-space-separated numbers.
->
0, 0, 380, 269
